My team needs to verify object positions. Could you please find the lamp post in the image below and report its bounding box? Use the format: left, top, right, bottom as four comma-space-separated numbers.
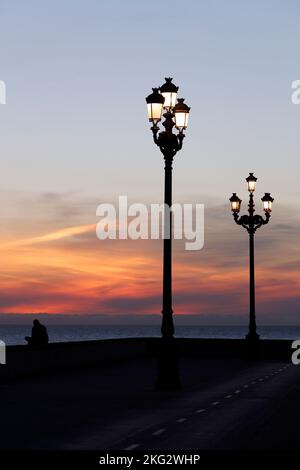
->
229, 173, 274, 343
146, 78, 190, 388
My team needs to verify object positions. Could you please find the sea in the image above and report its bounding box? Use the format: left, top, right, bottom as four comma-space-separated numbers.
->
0, 325, 299, 346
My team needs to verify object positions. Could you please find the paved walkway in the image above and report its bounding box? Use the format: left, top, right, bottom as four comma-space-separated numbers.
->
0, 356, 298, 450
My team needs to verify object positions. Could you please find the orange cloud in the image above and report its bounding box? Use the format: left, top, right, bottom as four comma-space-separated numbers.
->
0, 193, 299, 322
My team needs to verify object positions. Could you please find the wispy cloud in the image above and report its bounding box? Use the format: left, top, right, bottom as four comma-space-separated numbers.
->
2, 223, 95, 249
0, 190, 298, 323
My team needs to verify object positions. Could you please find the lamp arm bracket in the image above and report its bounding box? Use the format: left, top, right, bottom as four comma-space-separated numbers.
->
233, 213, 250, 231
155, 131, 184, 158
151, 125, 160, 146
253, 212, 271, 232
177, 131, 185, 151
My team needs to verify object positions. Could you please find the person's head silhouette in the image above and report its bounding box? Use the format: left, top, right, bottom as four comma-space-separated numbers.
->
33, 319, 40, 327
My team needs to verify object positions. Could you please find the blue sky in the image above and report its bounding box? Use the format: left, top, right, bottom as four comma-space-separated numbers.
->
0, 0, 299, 202
0, 1, 299, 322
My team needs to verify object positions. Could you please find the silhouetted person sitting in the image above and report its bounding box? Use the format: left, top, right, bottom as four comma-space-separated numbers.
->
25, 319, 49, 348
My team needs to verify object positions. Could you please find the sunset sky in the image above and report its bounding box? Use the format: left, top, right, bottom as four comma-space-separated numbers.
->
0, 0, 299, 324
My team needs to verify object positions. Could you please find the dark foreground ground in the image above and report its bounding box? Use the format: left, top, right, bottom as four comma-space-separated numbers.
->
0, 338, 299, 451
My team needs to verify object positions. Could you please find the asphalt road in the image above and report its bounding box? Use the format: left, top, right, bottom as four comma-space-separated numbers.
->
111, 362, 298, 450
1, 356, 299, 450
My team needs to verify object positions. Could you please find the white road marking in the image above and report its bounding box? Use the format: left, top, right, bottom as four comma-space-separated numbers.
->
152, 428, 166, 436
125, 444, 140, 450
145, 363, 290, 439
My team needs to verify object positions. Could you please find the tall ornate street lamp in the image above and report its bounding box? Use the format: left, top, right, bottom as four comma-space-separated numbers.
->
229, 173, 274, 343
146, 78, 190, 388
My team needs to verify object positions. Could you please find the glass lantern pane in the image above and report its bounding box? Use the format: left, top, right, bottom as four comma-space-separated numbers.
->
161, 91, 177, 109
247, 180, 256, 192
175, 111, 188, 129
170, 92, 177, 108
263, 200, 272, 211
147, 103, 162, 122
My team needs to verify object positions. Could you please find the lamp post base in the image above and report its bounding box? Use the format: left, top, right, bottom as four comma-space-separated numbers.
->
156, 338, 181, 391
245, 331, 260, 342
246, 330, 260, 359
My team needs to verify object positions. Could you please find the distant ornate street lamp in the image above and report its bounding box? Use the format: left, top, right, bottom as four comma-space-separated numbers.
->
229, 173, 274, 343
146, 78, 190, 388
